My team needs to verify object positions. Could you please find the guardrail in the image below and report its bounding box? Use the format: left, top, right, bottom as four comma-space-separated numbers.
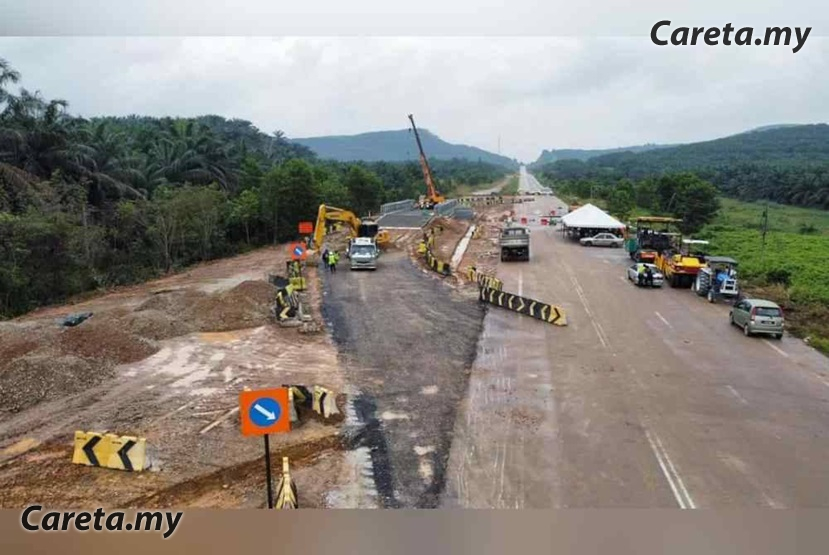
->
380, 199, 415, 215
434, 198, 459, 217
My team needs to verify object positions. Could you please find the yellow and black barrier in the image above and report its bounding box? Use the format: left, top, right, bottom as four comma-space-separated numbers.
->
466, 266, 503, 291
274, 284, 301, 321
275, 457, 298, 509
72, 431, 147, 472
479, 287, 567, 326
312, 385, 340, 419
424, 247, 451, 276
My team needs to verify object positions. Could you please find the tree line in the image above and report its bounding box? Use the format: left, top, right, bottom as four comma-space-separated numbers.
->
533, 125, 829, 210
541, 172, 721, 234
0, 58, 509, 317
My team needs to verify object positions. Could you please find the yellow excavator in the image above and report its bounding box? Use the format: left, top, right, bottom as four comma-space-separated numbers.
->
310, 204, 390, 251
408, 114, 446, 209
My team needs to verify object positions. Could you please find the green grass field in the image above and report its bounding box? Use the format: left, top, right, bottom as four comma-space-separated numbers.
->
696, 199, 829, 353
500, 175, 519, 195
697, 199, 829, 304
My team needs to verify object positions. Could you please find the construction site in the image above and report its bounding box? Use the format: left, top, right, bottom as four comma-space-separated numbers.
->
2, 127, 829, 511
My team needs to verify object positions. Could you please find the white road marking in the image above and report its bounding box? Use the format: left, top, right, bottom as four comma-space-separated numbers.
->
726, 385, 748, 405
645, 428, 696, 509
763, 340, 789, 358
591, 320, 609, 348
655, 311, 673, 329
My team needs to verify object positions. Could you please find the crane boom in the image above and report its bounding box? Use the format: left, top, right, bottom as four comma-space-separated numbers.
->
408, 114, 445, 207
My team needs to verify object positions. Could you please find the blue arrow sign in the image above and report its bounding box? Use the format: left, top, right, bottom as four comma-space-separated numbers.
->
293, 245, 304, 257
249, 397, 282, 428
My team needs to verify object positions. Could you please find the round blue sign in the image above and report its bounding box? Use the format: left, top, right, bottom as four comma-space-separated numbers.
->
248, 397, 282, 427
293, 245, 304, 256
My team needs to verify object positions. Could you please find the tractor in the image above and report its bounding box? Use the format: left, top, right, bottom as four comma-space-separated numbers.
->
692, 256, 740, 303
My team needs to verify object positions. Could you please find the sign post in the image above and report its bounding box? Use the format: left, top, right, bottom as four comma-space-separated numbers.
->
239, 388, 291, 509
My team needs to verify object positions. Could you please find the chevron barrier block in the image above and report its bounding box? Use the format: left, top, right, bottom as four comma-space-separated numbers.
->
312, 386, 340, 419
423, 247, 451, 276
72, 431, 147, 472
275, 457, 298, 509
479, 286, 567, 326
465, 266, 503, 291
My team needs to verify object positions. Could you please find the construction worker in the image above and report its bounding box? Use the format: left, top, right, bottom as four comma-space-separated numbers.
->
321, 247, 329, 268
332, 250, 340, 269
326, 250, 336, 273
637, 263, 646, 286
645, 265, 654, 287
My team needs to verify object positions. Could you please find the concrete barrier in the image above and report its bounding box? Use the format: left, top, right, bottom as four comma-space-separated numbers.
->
380, 199, 415, 215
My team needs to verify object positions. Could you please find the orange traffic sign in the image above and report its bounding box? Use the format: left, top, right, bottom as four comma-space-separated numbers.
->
298, 221, 314, 234
239, 388, 291, 436
289, 242, 308, 261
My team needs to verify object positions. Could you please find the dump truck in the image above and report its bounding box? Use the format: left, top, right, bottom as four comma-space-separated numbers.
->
500, 226, 530, 262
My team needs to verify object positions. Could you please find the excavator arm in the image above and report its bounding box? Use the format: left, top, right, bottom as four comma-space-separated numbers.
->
311, 204, 391, 250
312, 204, 362, 249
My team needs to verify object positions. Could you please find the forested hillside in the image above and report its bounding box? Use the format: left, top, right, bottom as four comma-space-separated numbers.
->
535, 125, 829, 209
293, 128, 519, 168
533, 143, 669, 165
0, 59, 509, 317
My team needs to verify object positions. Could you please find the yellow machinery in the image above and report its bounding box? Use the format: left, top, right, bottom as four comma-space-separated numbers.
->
655, 238, 709, 288
311, 204, 390, 250
408, 114, 446, 209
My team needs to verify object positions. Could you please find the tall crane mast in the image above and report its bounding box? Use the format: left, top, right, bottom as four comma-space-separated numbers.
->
408, 114, 445, 208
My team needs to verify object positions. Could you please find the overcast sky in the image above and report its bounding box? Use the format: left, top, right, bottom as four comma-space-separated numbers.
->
1, 37, 826, 162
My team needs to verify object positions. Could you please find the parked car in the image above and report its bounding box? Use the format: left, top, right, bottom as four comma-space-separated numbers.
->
626, 263, 664, 287
580, 232, 624, 247
729, 298, 784, 339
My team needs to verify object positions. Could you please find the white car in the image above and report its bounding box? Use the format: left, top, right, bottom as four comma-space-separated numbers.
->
580, 232, 624, 248
626, 263, 664, 287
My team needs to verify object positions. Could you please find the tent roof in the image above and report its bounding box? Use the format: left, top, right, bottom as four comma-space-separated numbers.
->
560, 203, 626, 229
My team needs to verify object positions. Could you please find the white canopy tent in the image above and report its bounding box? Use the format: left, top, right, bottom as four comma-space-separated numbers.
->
560, 203, 626, 239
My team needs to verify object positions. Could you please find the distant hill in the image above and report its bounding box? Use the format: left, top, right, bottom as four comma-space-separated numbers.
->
532, 144, 671, 165
581, 124, 829, 173
534, 124, 829, 209
292, 129, 518, 169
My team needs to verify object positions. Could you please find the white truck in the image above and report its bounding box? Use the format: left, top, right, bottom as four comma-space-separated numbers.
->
348, 237, 379, 270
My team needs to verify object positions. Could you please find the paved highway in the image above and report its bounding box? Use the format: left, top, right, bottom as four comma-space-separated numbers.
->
517, 165, 551, 195
443, 178, 829, 508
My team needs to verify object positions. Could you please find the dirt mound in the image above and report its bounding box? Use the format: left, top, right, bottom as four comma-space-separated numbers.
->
0, 354, 111, 413
116, 309, 197, 341
58, 319, 159, 365
190, 280, 277, 332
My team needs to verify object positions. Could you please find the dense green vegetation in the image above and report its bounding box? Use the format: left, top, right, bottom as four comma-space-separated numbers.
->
533, 143, 668, 165
501, 175, 519, 195
534, 125, 829, 209
293, 128, 519, 168
0, 59, 509, 317
546, 173, 721, 234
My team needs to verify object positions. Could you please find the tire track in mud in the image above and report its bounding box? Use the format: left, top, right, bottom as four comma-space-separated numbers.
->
321, 252, 484, 508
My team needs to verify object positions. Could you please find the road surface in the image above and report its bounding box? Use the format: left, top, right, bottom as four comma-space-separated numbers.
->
517, 165, 552, 195
321, 251, 484, 508
443, 179, 829, 508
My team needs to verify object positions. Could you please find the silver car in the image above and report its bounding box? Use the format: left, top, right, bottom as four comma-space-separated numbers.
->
626, 263, 664, 287
730, 298, 784, 339
580, 232, 624, 248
